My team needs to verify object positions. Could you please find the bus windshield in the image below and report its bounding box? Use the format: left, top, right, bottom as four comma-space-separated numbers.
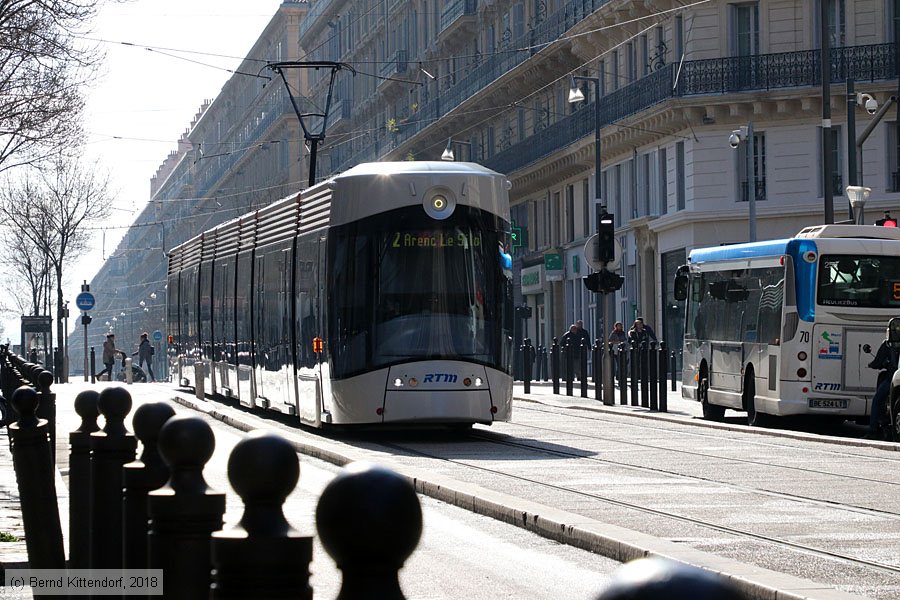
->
817, 255, 900, 308
328, 205, 513, 379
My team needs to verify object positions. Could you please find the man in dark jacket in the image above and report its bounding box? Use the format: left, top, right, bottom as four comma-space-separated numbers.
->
132, 332, 156, 382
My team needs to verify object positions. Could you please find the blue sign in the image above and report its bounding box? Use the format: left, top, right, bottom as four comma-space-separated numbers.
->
152, 330, 163, 342
75, 292, 95, 311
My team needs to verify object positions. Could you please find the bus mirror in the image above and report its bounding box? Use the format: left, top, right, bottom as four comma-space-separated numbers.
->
888, 318, 900, 349
673, 274, 688, 301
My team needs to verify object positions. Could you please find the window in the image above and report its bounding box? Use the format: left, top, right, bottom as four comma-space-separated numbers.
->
676, 142, 686, 210
658, 148, 668, 214
582, 179, 590, 238
611, 50, 620, 90
889, 123, 900, 192
614, 165, 623, 218
737, 131, 766, 202
566, 184, 575, 242
894, 0, 900, 43
816, 126, 842, 197
552, 191, 561, 246
675, 15, 684, 58
597, 60, 606, 96
816, 0, 846, 48
626, 42, 636, 83
639, 153, 651, 216
640, 35, 649, 77
732, 3, 759, 56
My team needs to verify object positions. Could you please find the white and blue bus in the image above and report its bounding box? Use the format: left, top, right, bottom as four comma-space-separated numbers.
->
674, 224, 900, 426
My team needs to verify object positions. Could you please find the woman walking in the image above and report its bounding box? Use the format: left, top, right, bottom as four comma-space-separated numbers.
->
132, 332, 156, 382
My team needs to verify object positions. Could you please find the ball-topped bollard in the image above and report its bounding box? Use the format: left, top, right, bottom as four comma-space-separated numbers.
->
123, 402, 176, 571
10, 385, 40, 428
211, 430, 312, 599
149, 416, 225, 600
68, 389, 101, 569
8, 385, 65, 570
316, 462, 423, 600
594, 557, 742, 600
89, 387, 137, 569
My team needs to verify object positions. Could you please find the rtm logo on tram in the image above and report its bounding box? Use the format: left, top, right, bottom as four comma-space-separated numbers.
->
424, 373, 458, 383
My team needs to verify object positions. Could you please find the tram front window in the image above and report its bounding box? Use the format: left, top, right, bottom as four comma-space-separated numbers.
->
328, 206, 512, 379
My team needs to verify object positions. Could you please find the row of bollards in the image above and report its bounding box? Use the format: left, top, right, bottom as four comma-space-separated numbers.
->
520, 339, 676, 412
5, 382, 742, 600
8, 385, 423, 599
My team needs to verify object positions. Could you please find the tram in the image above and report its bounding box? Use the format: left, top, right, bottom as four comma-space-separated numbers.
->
166, 161, 515, 427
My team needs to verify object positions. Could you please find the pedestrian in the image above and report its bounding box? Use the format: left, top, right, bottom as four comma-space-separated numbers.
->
560, 324, 579, 348
132, 332, 156, 382
575, 319, 591, 348
608, 321, 628, 380
96, 333, 117, 380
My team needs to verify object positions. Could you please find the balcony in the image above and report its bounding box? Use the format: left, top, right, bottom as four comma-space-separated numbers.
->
299, 0, 337, 38
379, 50, 408, 80
326, 99, 352, 131
440, 0, 476, 37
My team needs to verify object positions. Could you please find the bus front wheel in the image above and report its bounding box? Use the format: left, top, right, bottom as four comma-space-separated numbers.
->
699, 377, 724, 422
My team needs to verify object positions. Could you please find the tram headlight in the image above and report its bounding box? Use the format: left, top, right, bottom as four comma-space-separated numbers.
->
474, 377, 483, 387
393, 378, 404, 387
424, 187, 456, 220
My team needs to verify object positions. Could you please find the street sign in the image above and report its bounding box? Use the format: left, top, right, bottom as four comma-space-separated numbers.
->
152, 330, 163, 342
75, 292, 95, 311
584, 234, 622, 271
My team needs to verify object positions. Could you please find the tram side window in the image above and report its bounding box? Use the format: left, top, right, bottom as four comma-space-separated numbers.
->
235, 252, 253, 367
182, 266, 199, 358
296, 235, 319, 370
258, 245, 291, 372
199, 263, 213, 360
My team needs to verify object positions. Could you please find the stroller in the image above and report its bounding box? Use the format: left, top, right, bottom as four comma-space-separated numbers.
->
115, 351, 147, 383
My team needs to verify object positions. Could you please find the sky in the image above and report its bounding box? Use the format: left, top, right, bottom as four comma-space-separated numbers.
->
37, 0, 285, 339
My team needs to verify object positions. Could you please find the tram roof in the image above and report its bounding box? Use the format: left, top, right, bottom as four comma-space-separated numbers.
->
334, 161, 504, 179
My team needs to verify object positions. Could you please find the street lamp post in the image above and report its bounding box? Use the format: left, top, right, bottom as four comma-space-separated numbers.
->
729, 122, 757, 242
568, 75, 614, 406
441, 138, 473, 161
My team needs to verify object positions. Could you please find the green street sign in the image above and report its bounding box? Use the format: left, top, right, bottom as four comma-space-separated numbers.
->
544, 252, 562, 271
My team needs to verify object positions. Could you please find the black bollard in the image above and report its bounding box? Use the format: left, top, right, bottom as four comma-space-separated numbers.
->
596, 556, 742, 600
564, 341, 574, 396
317, 462, 423, 600
90, 386, 137, 569
522, 339, 534, 395
123, 402, 176, 573
630, 345, 639, 407
535, 346, 544, 381
211, 431, 313, 599
649, 341, 658, 411
550, 338, 560, 394
540, 346, 549, 382
618, 343, 627, 406
671, 351, 678, 392
69, 390, 100, 570
148, 416, 226, 599
33, 370, 56, 467
640, 343, 650, 409
9, 386, 66, 570
658, 342, 668, 413
580, 342, 588, 398
592, 339, 601, 385
90, 346, 96, 384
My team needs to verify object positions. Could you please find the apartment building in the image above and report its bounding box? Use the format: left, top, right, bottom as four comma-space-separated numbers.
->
301, 0, 900, 358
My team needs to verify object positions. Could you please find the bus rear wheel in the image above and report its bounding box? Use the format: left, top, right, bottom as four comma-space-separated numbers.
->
699, 377, 724, 422
745, 375, 771, 427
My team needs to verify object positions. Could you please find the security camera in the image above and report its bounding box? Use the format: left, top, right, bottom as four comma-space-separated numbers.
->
728, 132, 742, 149
865, 96, 878, 115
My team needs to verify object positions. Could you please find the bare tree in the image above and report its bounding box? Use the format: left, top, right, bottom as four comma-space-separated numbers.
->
0, 211, 53, 316
0, 0, 116, 172
0, 157, 112, 372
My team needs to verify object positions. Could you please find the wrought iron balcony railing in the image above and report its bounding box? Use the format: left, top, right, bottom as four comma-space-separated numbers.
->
440, 0, 476, 34
299, 0, 336, 37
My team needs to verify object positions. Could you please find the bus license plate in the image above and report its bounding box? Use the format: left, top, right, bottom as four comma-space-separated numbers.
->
808, 399, 848, 409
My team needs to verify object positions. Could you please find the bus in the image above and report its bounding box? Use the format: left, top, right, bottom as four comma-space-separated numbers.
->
673, 224, 900, 426
166, 161, 515, 428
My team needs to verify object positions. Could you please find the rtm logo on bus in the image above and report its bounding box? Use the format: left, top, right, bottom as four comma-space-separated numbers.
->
814, 382, 842, 391
424, 373, 458, 383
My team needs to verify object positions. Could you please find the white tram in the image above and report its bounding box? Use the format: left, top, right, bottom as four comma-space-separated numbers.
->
166, 161, 515, 427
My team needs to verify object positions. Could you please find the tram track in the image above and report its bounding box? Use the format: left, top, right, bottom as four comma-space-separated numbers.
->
512, 403, 900, 480
373, 434, 900, 579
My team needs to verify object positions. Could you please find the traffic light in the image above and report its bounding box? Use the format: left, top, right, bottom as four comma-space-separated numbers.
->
597, 212, 615, 263
583, 269, 624, 293
81, 315, 92, 325
876, 212, 898, 227
515, 306, 533, 319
